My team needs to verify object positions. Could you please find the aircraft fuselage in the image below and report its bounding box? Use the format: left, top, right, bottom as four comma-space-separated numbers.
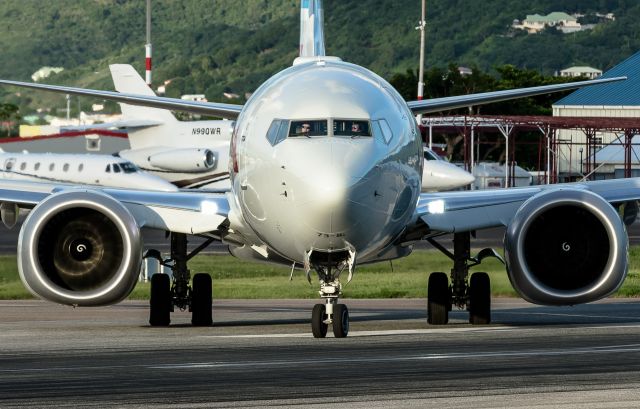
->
230, 58, 422, 264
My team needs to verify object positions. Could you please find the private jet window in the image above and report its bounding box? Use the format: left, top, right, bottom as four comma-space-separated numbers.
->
78, 164, 84, 172
334, 120, 372, 138
105, 164, 111, 173
289, 120, 328, 137
372, 119, 394, 145
63, 163, 69, 172
20, 162, 26, 171
34, 163, 40, 171
4, 159, 14, 171
423, 150, 441, 161
120, 162, 137, 173
49, 163, 55, 171
113, 164, 121, 173
266, 119, 289, 146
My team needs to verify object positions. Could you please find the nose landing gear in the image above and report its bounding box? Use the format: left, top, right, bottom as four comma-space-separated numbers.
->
310, 261, 352, 338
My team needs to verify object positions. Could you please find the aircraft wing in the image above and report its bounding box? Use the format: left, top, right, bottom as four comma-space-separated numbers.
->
0, 179, 230, 235
413, 178, 640, 234
0, 79, 243, 120
407, 76, 627, 115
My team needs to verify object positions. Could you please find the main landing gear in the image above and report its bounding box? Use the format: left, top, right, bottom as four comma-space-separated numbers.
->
427, 231, 502, 325
310, 258, 352, 338
147, 233, 215, 327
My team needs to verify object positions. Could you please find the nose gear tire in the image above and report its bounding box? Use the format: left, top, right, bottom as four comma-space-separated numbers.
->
332, 304, 349, 338
311, 304, 328, 338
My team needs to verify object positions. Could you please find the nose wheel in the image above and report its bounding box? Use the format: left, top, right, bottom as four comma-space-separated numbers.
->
309, 261, 352, 338
311, 301, 349, 338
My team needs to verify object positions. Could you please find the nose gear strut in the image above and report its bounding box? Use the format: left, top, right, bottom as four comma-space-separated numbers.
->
306, 249, 355, 338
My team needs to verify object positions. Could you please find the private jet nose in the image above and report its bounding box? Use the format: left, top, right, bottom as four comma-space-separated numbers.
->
423, 161, 475, 191
132, 173, 179, 192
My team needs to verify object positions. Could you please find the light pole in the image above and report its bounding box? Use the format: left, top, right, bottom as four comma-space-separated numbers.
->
145, 0, 152, 86
415, 0, 426, 123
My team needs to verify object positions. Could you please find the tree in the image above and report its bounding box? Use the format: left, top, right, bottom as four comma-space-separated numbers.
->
0, 103, 20, 137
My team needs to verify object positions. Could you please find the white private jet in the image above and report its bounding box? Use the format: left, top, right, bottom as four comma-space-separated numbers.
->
0, 0, 633, 338
109, 64, 234, 189
0, 150, 177, 192
422, 147, 474, 191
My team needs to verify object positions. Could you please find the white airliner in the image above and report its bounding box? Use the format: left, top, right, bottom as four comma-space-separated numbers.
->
0, 150, 177, 191
0, 0, 633, 338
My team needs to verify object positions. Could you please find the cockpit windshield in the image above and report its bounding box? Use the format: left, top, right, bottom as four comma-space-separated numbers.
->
334, 120, 371, 138
423, 149, 442, 161
119, 162, 138, 173
289, 120, 328, 137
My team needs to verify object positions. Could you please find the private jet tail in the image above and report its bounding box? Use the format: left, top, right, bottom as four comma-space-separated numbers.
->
299, 0, 325, 57
110, 64, 178, 126
109, 64, 183, 150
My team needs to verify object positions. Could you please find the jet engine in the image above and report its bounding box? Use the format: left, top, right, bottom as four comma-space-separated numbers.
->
18, 190, 142, 306
504, 189, 628, 305
148, 148, 216, 173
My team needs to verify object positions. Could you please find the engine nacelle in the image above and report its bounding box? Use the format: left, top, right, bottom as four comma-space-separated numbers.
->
148, 148, 216, 173
504, 189, 628, 305
18, 190, 142, 306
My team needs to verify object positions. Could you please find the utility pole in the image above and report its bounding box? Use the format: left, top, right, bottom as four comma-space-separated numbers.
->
65, 94, 70, 121
416, 0, 427, 123
145, 0, 152, 86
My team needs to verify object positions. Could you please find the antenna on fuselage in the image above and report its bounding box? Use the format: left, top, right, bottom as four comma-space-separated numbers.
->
299, 0, 326, 57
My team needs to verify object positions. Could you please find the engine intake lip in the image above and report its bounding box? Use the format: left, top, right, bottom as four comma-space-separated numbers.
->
18, 190, 142, 306
505, 189, 628, 305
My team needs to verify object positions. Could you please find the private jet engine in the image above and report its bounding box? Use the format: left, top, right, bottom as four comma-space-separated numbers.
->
17, 190, 142, 306
504, 189, 628, 305
148, 148, 216, 173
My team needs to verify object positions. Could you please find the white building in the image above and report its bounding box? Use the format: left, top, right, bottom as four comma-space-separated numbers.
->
552, 51, 640, 179
513, 12, 581, 34
31, 67, 64, 82
558, 66, 602, 79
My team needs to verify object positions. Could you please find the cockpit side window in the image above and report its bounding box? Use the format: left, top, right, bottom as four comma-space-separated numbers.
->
289, 120, 328, 137
266, 119, 289, 146
372, 119, 394, 145
334, 120, 372, 138
105, 164, 111, 173
112, 163, 121, 173
120, 162, 137, 173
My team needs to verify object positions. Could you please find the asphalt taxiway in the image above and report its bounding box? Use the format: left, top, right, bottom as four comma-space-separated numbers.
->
1, 298, 640, 408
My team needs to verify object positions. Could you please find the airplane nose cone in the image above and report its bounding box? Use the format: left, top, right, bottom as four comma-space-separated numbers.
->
423, 161, 475, 190
288, 141, 366, 236
138, 174, 179, 192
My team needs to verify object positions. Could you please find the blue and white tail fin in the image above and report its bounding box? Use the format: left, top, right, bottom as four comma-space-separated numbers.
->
109, 64, 177, 125
299, 0, 325, 57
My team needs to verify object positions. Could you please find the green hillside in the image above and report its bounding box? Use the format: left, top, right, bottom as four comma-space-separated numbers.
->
0, 0, 638, 112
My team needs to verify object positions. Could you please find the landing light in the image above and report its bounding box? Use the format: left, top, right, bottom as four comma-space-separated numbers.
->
427, 200, 445, 214
200, 200, 219, 215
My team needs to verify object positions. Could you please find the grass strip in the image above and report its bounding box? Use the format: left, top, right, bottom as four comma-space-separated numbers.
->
1, 248, 640, 300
